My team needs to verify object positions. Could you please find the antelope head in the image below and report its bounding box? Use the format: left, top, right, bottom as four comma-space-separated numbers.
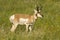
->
34, 6, 43, 20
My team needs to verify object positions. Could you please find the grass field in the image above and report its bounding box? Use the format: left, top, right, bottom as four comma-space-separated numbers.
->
0, 0, 60, 40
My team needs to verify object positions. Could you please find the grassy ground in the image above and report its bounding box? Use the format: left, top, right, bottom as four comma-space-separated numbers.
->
0, 0, 60, 40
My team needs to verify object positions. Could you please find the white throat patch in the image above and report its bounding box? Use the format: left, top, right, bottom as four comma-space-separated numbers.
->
34, 15, 37, 19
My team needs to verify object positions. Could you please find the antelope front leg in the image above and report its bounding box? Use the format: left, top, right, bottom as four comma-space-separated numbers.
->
10, 24, 18, 32
29, 26, 32, 32
26, 24, 29, 32
29, 24, 33, 32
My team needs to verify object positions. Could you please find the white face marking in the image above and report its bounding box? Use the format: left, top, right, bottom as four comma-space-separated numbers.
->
37, 14, 42, 18
19, 18, 28, 24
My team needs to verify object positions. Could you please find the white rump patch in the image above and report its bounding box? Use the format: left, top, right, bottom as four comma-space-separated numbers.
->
9, 15, 15, 23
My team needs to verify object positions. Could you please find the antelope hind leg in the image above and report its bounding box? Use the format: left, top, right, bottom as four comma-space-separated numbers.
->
10, 24, 18, 32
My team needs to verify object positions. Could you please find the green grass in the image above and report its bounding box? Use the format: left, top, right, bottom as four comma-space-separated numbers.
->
0, 0, 60, 40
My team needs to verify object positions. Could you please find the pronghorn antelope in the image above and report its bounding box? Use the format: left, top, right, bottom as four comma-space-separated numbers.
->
9, 6, 43, 32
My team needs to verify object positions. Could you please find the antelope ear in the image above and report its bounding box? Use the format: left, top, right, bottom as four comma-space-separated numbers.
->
34, 9, 37, 14
40, 4, 43, 10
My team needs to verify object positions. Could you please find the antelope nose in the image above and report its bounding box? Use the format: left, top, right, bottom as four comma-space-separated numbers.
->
40, 15, 43, 18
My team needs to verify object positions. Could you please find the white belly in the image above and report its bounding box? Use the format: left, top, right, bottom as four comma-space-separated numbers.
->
19, 18, 28, 25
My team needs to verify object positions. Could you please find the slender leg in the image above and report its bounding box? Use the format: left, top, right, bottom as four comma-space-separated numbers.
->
10, 24, 18, 32
26, 24, 29, 32
29, 26, 32, 32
